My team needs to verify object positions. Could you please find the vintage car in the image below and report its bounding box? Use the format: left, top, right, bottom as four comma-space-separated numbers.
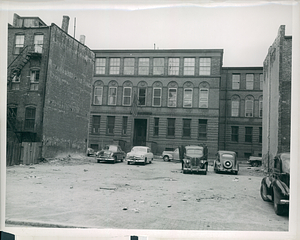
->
179, 144, 208, 174
86, 147, 95, 156
260, 152, 290, 215
247, 156, 262, 167
95, 145, 126, 163
162, 148, 179, 161
126, 146, 153, 165
214, 150, 239, 175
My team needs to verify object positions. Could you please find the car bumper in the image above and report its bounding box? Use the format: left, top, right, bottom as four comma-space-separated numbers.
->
183, 166, 206, 172
279, 199, 289, 205
96, 157, 114, 162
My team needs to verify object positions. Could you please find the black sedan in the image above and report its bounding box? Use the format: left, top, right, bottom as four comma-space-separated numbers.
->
95, 145, 126, 163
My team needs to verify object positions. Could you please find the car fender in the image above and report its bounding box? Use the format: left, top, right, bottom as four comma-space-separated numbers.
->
273, 179, 289, 196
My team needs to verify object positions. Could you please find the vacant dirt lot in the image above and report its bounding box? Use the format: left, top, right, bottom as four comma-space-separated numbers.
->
5, 155, 288, 231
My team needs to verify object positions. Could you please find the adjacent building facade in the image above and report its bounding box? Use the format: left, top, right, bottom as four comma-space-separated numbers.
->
7, 14, 94, 161
262, 25, 292, 170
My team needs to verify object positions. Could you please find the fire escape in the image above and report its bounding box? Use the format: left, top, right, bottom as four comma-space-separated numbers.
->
7, 45, 42, 143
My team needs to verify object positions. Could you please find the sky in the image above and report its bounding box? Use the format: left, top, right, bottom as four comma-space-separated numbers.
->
0, 1, 294, 67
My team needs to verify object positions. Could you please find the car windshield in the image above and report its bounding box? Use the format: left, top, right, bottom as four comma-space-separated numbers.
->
104, 145, 117, 152
281, 153, 290, 174
132, 147, 147, 153
186, 148, 203, 156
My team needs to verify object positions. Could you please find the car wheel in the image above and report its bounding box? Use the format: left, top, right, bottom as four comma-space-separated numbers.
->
183, 169, 187, 174
163, 156, 169, 161
127, 161, 130, 165
273, 188, 286, 215
97, 160, 100, 163
252, 161, 259, 167
223, 160, 233, 169
260, 184, 270, 202
121, 157, 124, 162
113, 156, 117, 164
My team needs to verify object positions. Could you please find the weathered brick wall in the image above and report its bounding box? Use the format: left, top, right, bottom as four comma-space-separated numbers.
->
42, 24, 94, 158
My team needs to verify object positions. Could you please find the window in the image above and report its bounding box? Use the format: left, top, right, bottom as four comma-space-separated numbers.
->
34, 34, 43, 53
138, 88, 146, 106
124, 58, 135, 75
92, 115, 101, 134
199, 88, 209, 108
259, 96, 263, 118
245, 97, 253, 117
199, 58, 211, 75
107, 116, 115, 135
231, 126, 239, 142
109, 58, 120, 74
108, 87, 117, 105
14, 35, 24, 54
232, 74, 240, 89
154, 118, 159, 136
182, 119, 191, 138
123, 87, 132, 106
153, 58, 164, 75
153, 88, 162, 107
260, 74, 263, 90
231, 97, 240, 117
168, 88, 177, 107
183, 88, 193, 108
168, 58, 179, 75
95, 58, 106, 74
138, 58, 149, 75
246, 74, 254, 90
259, 127, 262, 143
29, 70, 39, 90
24, 107, 36, 130
183, 58, 195, 75
198, 119, 207, 139
7, 107, 17, 129
11, 71, 20, 90
122, 116, 128, 135
93, 86, 103, 105
167, 118, 175, 137
245, 127, 253, 143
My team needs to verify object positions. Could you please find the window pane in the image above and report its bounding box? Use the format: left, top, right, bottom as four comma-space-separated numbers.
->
245, 100, 253, 117
153, 88, 161, 106
153, 58, 164, 75
34, 35, 43, 53
154, 117, 159, 136
107, 116, 115, 134
231, 100, 239, 117
123, 87, 131, 105
124, 58, 135, 75
109, 87, 117, 105
246, 74, 254, 90
260, 74, 263, 90
95, 58, 106, 74
183, 88, 193, 107
198, 119, 207, 139
138, 58, 149, 75
168, 58, 179, 75
232, 74, 240, 89
183, 58, 195, 75
245, 127, 253, 142
231, 126, 239, 142
122, 116, 128, 135
167, 118, 175, 137
109, 58, 120, 74
92, 115, 101, 133
138, 88, 146, 106
168, 88, 177, 107
199, 88, 209, 108
94, 86, 103, 105
199, 58, 211, 75
183, 119, 191, 137
14, 35, 24, 54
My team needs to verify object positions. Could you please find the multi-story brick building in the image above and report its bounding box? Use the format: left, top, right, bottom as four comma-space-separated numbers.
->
262, 25, 292, 170
88, 49, 223, 158
219, 67, 263, 159
7, 13, 94, 161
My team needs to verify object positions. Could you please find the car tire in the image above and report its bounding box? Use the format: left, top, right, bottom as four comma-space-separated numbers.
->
121, 157, 124, 162
252, 161, 259, 167
260, 183, 270, 202
183, 169, 187, 174
113, 156, 117, 164
127, 161, 130, 165
163, 156, 169, 161
223, 160, 233, 169
273, 187, 286, 215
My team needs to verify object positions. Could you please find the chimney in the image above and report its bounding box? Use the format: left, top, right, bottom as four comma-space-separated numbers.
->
13, 13, 20, 27
61, 16, 70, 33
80, 35, 86, 45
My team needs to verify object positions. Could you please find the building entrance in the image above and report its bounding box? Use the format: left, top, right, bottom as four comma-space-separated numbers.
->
133, 119, 147, 146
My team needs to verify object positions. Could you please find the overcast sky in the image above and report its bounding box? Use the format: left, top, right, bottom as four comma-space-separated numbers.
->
1, 1, 294, 67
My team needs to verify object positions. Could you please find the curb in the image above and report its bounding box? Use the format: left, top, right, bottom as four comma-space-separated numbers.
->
5, 219, 88, 228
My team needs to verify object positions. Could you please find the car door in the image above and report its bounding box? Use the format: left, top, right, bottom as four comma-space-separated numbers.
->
173, 148, 180, 160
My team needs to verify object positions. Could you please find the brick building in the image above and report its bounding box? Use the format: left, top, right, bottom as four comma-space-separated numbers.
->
7, 14, 94, 161
88, 49, 223, 158
262, 25, 292, 170
219, 67, 263, 159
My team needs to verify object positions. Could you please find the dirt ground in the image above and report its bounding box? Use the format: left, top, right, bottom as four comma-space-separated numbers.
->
5, 154, 289, 231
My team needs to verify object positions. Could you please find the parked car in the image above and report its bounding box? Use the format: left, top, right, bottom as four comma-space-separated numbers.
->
86, 147, 95, 156
247, 156, 262, 167
162, 148, 179, 161
95, 145, 126, 163
214, 151, 239, 175
126, 146, 153, 165
180, 144, 208, 174
260, 152, 290, 215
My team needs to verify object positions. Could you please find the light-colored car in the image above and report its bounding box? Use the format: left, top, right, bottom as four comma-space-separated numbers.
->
214, 150, 239, 175
96, 145, 126, 163
162, 148, 179, 161
86, 148, 95, 156
126, 146, 153, 165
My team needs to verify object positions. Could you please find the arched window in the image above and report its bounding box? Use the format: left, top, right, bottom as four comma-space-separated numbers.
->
199, 82, 209, 108
122, 81, 133, 106
93, 81, 103, 105
259, 96, 263, 118
152, 81, 163, 107
245, 95, 254, 117
168, 82, 178, 107
231, 95, 240, 117
108, 80, 118, 105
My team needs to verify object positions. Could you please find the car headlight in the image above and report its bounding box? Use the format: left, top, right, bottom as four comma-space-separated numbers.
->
186, 160, 190, 164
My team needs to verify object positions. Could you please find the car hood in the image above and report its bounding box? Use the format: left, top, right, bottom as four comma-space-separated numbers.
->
127, 151, 146, 156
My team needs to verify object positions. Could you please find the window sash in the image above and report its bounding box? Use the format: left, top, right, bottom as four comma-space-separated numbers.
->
231, 100, 239, 117
260, 74, 263, 90
183, 58, 195, 75
199, 88, 209, 108
95, 58, 106, 74
107, 116, 115, 134
14, 35, 24, 54
24, 107, 36, 130
122, 116, 128, 135
246, 74, 254, 90
34, 35, 43, 53
182, 119, 191, 137
198, 119, 207, 139
245, 100, 253, 117
245, 127, 253, 142
138, 58, 149, 75
231, 126, 239, 142
138, 88, 146, 106
232, 74, 240, 89
183, 88, 193, 107
199, 58, 211, 75
168, 58, 179, 75
108, 87, 117, 105
109, 58, 120, 74
154, 118, 159, 136
153, 58, 164, 75
93, 86, 103, 105
153, 88, 162, 106
123, 87, 132, 106
168, 88, 177, 107
167, 118, 175, 137
92, 116, 101, 133
124, 58, 135, 75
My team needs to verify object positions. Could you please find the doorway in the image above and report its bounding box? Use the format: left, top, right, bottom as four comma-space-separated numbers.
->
133, 119, 147, 146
